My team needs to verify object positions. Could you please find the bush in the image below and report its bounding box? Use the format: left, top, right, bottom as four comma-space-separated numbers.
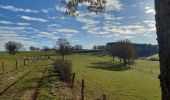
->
54, 59, 72, 82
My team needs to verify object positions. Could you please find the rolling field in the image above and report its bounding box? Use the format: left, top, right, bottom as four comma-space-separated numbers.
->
0, 52, 161, 100
67, 54, 161, 100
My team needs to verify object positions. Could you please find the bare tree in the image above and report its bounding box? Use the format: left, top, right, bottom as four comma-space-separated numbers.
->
93, 45, 97, 50
42, 46, 49, 53
29, 46, 36, 51
116, 39, 136, 66
56, 38, 72, 60
4, 41, 23, 55
155, 0, 170, 99
106, 45, 117, 61
74, 45, 83, 51
35, 47, 40, 51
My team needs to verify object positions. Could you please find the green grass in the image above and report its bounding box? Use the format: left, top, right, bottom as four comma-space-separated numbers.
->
0, 52, 161, 99
0, 60, 50, 100
146, 54, 159, 61
66, 54, 161, 100
36, 66, 73, 100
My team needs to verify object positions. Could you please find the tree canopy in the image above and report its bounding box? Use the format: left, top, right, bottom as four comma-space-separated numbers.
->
56, 38, 72, 60
4, 41, 23, 55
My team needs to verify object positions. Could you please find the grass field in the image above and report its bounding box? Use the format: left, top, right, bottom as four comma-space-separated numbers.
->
67, 54, 161, 100
0, 52, 161, 100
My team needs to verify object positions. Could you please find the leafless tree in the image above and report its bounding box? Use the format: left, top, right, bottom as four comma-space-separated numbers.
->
106, 45, 117, 61
29, 46, 36, 51
4, 41, 23, 55
42, 46, 49, 53
116, 39, 136, 66
56, 38, 72, 60
74, 45, 83, 50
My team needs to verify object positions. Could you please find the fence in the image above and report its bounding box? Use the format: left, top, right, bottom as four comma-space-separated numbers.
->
70, 73, 108, 100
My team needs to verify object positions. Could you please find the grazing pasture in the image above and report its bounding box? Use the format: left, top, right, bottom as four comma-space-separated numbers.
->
67, 54, 161, 100
0, 52, 161, 100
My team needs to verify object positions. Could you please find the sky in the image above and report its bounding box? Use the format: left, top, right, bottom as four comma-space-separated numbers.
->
0, 0, 156, 50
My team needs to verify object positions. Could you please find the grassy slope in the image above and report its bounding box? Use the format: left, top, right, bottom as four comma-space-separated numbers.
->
67, 54, 161, 100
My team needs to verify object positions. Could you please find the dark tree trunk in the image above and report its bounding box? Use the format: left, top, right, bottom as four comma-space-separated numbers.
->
123, 58, 126, 66
128, 58, 130, 68
119, 57, 122, 62
155, 0, 170, 99
112, 55, 114, 61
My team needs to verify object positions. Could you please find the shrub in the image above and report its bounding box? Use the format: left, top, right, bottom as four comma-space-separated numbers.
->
54, 59, 72, 82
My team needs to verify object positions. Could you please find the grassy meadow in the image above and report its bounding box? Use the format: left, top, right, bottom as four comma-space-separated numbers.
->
0, 52, 161, 100
67, 54, 161, 100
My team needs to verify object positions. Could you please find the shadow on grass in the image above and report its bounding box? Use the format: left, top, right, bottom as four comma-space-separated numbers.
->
89, 61, 130, 71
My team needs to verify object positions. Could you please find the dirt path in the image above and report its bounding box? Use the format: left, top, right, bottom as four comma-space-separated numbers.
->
0, 61, 50, 100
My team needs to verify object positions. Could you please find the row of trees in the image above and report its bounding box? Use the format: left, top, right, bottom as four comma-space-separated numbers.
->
55, 38, 137, 66
93, 45, 105, 50
4, 39, 136, 66
4, 39, 83, 57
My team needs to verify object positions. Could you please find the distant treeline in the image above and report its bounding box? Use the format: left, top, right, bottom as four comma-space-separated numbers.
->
73, 43, 158, 57
107, 42, 158, 57
76, 50, 102, 53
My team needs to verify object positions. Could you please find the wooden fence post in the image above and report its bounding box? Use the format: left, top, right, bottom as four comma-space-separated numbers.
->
71, 73, 76, 88
81, 79, 84, 100
24, 59, 26, 66
103, 94, 106, 100
16, 60, 18, 69
2, 61, 4, 74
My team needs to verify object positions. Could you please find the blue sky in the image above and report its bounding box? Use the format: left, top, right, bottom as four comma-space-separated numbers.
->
0, 0, 156, 50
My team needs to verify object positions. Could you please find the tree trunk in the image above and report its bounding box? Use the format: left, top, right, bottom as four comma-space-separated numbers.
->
112, 55, 114, 61
62, 55, 64, 60
155, 0, 170, 99
123, 58, 126, 66
119, 57, 122, 62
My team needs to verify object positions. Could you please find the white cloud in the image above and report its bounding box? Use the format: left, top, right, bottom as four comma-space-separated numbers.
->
17, 22, 30, 26
42, 9, 48, 13
21, 16, 47, 22
41, 8, 54, 13
39, 31, 53, 36
105, 24, 155, 37
55, 6, 66, 13
104, 14, 124, 21
77, 16, 100, 25
0, 20, 14, 25
56, 29, 79, 33
0, 26, 32, 30
145, 6, 155, 14
0, 20, 30, 26
106, 0, 123, 11
0, 30, 38, 51
0, 5, 38, 13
